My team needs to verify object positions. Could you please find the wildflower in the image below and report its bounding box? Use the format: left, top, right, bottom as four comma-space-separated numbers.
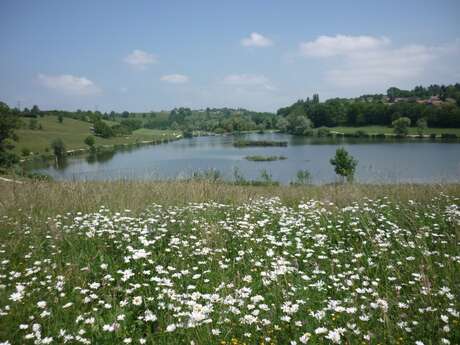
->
299, 332, 311, 344
315, 327, 328, 334
132, 296, 143, 306
325, 329, 342, 344
37, 301, 47, 309
144, 310, 157, 322
166, 324, 176, 332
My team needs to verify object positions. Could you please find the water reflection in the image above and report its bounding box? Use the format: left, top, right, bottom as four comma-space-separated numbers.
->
86, 150, 116, 164
54, 156, 68, 170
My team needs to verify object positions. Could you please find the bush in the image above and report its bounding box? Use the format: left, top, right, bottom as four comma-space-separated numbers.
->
84, 135, 96, 148
416, 118, 427, 136
317, 127, 330, 137
26, 172, 53, 181
430, 133, 437, 139
440, 133, 458, 139
21, 147, 31, 156
182, 129, 193, 138
330, 147, 358, 182
392, 117, 411, 137
93, 120, 114, 138
354, 130, 369, 138
291, 169, 312, 185
191, 169, 221, 182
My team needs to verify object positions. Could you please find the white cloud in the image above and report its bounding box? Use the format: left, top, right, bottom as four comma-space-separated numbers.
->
325, 44, 436, 87
160, 74, 189, 84
37, 74, 100, 95
124, 49, 157, 69
299, 34, 460, 88
223, 74, 275, 90
241, 32, 273, 47
300, 34, 390, 57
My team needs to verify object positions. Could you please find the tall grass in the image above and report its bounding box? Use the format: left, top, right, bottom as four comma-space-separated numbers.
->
0, 181, 459, 344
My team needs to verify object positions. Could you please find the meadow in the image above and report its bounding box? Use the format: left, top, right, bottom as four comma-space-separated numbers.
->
13, 116, 179, 156
0, 181, 459, 344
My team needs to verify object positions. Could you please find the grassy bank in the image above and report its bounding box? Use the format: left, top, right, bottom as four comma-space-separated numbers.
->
0, 181, 459, 344
327, 125, 460, 136
13, 115, 180, 156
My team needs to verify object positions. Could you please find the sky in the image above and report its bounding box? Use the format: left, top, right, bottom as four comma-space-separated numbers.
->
1, 0, 460, 113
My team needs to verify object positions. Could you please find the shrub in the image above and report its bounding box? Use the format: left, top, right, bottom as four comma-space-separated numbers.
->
354, 130, 369, 138
21, 147, 31, 156
440, 133, 457, 139
330, 147, 358, 183
317, 127, 330, 137
291, 169, 312, 185
416, 118, 427, 136
392, 117, 411, 137
93, 120, 114, 138
191, 169, 221, 182
259, 169, 273, 183
182, 129, 193, 138
84, 135, 96, 148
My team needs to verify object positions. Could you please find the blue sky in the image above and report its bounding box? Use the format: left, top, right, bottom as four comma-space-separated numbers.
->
1, 0, 459, 112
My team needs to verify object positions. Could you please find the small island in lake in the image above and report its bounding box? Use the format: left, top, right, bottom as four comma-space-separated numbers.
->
245, 155, 287, 161
234, 140, 288, 147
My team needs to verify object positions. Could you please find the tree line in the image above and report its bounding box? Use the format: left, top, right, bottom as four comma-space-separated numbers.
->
277, 84, 460, 135
1, 82, 460, 167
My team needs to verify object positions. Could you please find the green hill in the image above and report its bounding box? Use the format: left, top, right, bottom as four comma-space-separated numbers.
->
13, 115, 179, 156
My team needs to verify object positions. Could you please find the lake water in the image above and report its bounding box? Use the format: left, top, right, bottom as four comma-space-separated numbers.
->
34, 133, 460, 184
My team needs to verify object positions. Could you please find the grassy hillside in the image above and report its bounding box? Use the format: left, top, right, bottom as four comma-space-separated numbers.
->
0, 181, 459, 344
13, 115, 180, 155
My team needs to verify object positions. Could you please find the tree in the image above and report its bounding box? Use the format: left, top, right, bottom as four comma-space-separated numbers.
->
0, 102, 20, 167
93, 120, 114, 138
276, 116, 289, 132
392, 117, 411, 137
416, 118, 427, 136
30, 105, 40, 117
330, 147, 358, 182
287, 114, 312, 135
84, 135, 96, 149
51, 138, 66, 158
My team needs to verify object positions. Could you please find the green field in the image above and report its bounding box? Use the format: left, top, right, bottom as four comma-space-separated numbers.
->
12, 116, 180, 156
0, 181, 459, 344
327, 125, 460, 135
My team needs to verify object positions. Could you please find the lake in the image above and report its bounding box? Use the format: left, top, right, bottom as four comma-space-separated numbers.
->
34, 133, 460, 184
